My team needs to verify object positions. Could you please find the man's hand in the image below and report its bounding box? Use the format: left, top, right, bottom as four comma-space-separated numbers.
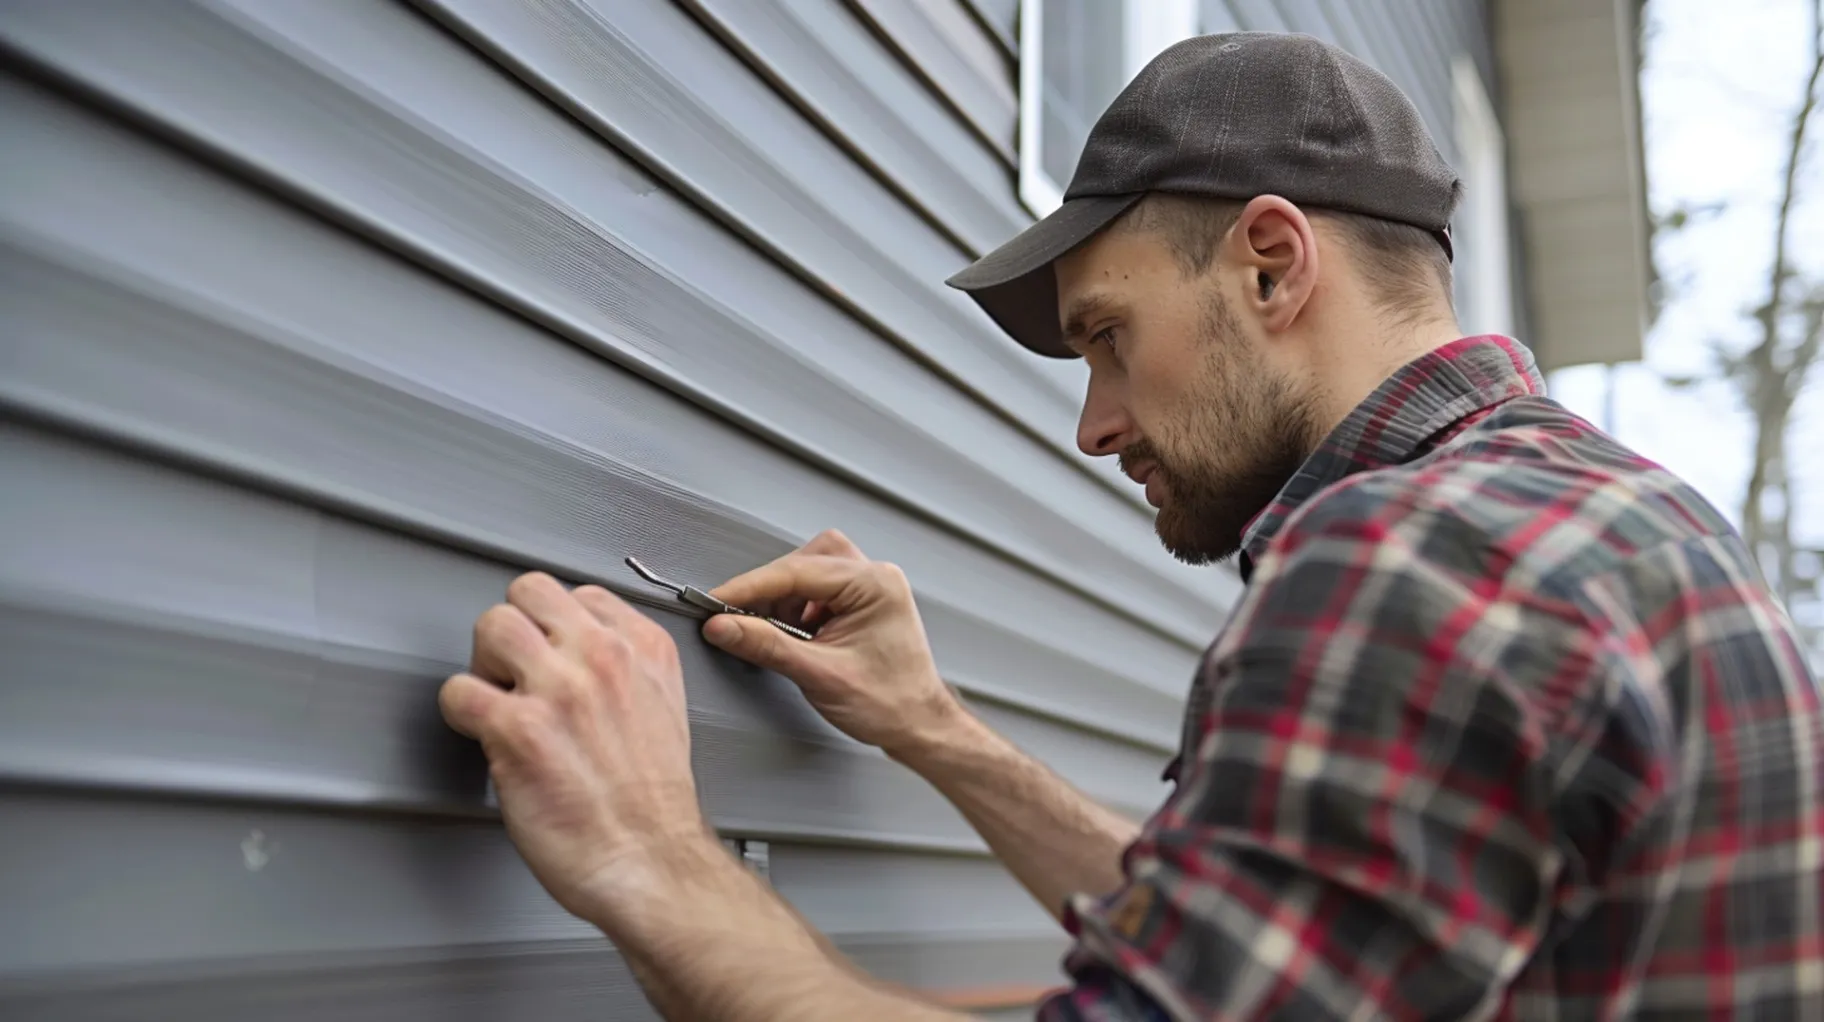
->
437, 571, 708, 920
701, 530, 965, 756
432, 546, 1120, 1020
437, 565, 974, 1022
708, 530, 1140, 923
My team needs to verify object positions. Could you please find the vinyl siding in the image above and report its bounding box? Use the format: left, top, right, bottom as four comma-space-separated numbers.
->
0, 1, 1488, 1018
842, 0, 1019, 161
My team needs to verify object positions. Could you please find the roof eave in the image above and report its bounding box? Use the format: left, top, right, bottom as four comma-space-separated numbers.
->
1494, 0, 1652, 373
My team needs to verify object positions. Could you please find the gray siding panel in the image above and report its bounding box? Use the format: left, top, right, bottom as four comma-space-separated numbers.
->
960, 0, 1018, 53
0, 0, 1182, 1011
0, 421, 992, 846
1200, 0, 1241, 31
678, 0, 1028, 255
388, 0, 1099, 482
843, 0, 1017, 159
0, 84, 1191, 753
1227, 0, 1289, 32
2, 935, 1062, 1022
0, 791, 1065, 1020
0, 415, 1161, 827
1271, 0, 1340, 44
0, 0, 1240, 649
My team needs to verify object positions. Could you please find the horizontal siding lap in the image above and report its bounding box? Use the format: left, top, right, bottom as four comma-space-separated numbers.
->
0, 409, 1169, 843
0, 0, 1233, 1009
1313, 0, 1380, 60
0, 422, 996, 848
1200, 0, 1242, 31
328, 0, 1239, 622
414, 0, 1072, 449
1228, 0, 1289, 32
959, 0, 1018, 53
0, 74, 1196, 744
0, 790, 1066, 1018
677, 0, 1028, 256
0, 935, 1066, 1022
1271, 0, 1341, 44
0, 249, 1186, 775
0, 936, 1065, 1022
0, 0, 1242, 646
841, 0, 1016, 159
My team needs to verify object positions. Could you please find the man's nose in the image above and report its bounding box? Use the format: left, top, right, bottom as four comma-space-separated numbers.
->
1076, 389, 1132, 458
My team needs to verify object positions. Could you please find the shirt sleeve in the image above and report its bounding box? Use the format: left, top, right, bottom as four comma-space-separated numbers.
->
1037, 481, 1576, 1021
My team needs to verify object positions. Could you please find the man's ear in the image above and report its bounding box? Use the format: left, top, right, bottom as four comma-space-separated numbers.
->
1229, 195, 1317, 332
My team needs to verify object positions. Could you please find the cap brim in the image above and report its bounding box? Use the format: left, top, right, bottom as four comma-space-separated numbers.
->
945, 193, 1143, 358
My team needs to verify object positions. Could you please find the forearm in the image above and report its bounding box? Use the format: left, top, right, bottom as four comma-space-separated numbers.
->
592, 833, 966, 1022
894, 706, 1140, 921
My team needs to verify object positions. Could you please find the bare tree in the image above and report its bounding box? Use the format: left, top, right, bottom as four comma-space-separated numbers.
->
1654, 0, 1824, 657
1736, 0, 1824, 608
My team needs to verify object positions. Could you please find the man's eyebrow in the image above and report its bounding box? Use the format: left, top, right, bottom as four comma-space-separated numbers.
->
1060, 292, 1117, 345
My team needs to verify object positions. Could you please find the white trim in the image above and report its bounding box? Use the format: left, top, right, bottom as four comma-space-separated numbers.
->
1016, 0, 1200, 219
1450, 54, 1515, 337
1016, 0, 1063, 215
1123, 0, 1199, 79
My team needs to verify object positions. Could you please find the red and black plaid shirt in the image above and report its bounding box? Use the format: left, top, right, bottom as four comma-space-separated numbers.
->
1040, 335, 1824, 1020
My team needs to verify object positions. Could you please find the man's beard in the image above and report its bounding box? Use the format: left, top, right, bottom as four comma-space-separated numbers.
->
1122, 294, 1317, 566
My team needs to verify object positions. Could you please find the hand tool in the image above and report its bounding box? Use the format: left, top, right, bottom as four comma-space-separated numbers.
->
625, 556, 814, 642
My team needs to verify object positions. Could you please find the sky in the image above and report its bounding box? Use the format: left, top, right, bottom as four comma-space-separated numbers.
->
1548, 0, 1823, 576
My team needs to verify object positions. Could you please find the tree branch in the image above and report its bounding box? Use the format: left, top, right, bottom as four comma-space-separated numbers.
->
1772, 0, 1823, 320
1740, 0, 1823, 570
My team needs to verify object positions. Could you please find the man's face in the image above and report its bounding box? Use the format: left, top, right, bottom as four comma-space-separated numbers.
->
1055, 226, 1317, 565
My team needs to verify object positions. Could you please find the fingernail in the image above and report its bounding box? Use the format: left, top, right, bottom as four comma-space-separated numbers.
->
703, 617, 737, 644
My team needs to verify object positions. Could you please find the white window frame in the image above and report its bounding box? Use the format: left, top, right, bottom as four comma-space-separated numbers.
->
1017, 0, 1200, 217
1449, 54, 1515, 337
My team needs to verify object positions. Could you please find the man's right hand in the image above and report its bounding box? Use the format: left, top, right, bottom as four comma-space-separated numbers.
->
708, 531, 1138, 922
700, 530, 964, 756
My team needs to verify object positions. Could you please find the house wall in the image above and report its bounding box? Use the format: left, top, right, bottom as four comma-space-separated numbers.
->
0, 1, 1500, 1018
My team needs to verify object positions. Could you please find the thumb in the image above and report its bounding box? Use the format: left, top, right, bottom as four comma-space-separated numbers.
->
702, 613, 815, 676
709, 555, 865, 614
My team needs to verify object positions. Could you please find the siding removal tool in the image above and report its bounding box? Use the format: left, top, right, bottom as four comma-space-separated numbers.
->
625, 556, 813, 641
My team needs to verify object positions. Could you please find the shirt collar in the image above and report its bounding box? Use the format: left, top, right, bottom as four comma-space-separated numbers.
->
1236, 335, 1546, 576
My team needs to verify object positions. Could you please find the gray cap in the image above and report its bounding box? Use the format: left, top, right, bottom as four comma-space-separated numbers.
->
946, 32, 1461, 358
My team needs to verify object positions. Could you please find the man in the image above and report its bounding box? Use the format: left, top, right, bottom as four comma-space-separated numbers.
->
438, 33, 1823, 1020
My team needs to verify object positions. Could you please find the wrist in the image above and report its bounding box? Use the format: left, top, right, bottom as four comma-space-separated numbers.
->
576, 829, 843, 999
570, 824, 733, 938
884, 693, 990, 772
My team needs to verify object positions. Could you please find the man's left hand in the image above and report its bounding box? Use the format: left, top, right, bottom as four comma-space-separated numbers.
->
438, 571, 707, 921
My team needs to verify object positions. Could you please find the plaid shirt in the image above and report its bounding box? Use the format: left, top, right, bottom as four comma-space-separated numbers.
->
1039, 335, 1823, 1020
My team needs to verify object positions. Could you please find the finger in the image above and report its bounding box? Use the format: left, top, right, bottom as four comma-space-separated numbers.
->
472, 602, 554, 688
741, 532, 868, 624
701, 612, 817, 677
799, 528, 865, 560
792, 601, 826, 632
439, 672, 510, 740
708, 554, 868, 613
505, 571, 596, 639
572, 584, 647, 631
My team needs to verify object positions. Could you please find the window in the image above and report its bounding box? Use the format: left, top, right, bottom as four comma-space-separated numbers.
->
1449, 54, 1516, 336
1017, 0, 1200, 215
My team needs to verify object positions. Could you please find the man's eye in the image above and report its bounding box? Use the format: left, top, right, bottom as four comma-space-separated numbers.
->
1092, 327, 1118, 349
